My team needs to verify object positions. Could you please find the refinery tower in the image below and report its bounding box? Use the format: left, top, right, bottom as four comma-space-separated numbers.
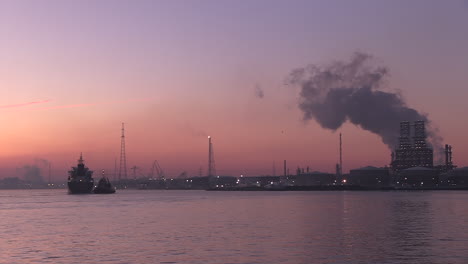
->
391, 121, 433, 171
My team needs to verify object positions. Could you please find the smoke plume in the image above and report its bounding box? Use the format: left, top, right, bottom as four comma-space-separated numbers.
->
254, 84, 265, 99
288, 52, 442, 152
180, 123, 208, 138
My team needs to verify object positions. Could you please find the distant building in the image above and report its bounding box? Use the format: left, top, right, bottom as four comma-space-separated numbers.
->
398, 167, 438, 187
295, 169, 335, 186
237, 176, 280, 187
440, 167, 468, 187
349, 166, 391, 187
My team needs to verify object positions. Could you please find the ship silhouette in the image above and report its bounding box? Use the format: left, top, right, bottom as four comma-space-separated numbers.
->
94, 170, 116, 194
67, 153, 94, 194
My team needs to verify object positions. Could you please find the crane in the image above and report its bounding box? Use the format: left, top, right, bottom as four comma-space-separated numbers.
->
178, 171, 187, 178
150, 160, 165, 180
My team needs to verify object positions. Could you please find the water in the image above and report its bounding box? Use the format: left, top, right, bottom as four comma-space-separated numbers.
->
1, 190, 468, 264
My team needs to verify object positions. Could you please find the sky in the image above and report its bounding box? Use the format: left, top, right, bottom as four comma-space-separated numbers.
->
0, 0, 467, 180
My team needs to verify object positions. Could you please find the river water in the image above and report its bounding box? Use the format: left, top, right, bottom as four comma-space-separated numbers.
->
1, 190, 468, 264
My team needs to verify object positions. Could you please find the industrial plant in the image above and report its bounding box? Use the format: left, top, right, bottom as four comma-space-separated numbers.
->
2, 121, 467, 191
72, 121, 468, 191
203, 120, 468, 191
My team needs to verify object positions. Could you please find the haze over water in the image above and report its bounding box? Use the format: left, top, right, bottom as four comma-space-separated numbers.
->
1, 190, 468, 264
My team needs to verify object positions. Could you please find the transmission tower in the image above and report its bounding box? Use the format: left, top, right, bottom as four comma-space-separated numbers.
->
119, 123, 127, 181
208, 136, 216, 177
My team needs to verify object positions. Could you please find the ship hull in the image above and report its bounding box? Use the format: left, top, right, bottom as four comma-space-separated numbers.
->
93, 187, 116, 194
68, 181, 94, 194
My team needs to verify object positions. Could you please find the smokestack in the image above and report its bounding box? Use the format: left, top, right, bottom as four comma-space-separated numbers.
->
208, 136, 212, 177
339, 133, 343, 175
283, 160, 287, 177
445, 144, 453, 167
288, 52, 443, 153
272, 161, 276, 176
445, 144, 449, 167
449, 145, 453, 165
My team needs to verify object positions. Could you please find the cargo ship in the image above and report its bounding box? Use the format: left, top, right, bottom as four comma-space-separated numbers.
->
68, 153, 94, 194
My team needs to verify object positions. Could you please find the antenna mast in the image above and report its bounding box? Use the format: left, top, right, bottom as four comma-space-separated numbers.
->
48, 162, 51, 185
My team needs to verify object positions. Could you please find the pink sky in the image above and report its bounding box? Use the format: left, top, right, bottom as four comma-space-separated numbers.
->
0, 0, 467, 180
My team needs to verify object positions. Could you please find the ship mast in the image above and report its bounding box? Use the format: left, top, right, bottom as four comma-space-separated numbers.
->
78, 152, 84, 165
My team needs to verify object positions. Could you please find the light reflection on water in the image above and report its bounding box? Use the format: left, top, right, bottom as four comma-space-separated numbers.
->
1, 190, 468, 263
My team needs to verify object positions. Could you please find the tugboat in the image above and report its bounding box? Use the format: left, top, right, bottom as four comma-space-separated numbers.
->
68, 153, 94, 194
93, 170, 116, 194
